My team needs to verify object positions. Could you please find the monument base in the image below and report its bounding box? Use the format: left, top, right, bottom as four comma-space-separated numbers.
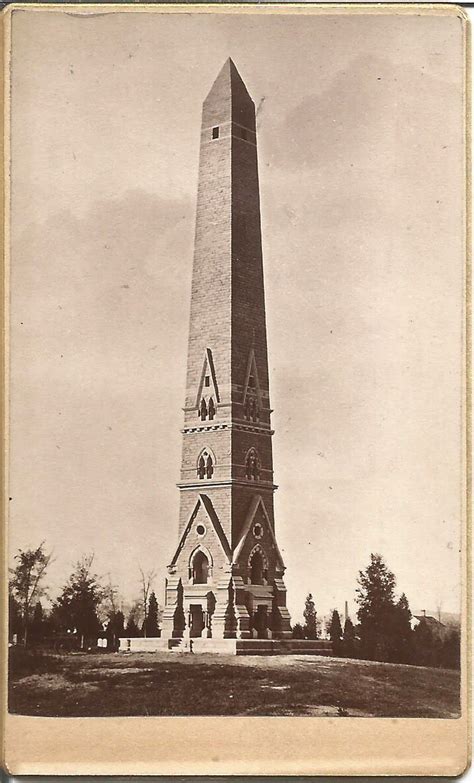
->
119, 636, 333, 656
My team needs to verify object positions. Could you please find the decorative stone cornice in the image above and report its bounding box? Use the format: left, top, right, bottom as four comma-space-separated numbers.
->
176, 479, 278, 491
181, 421, 274, 435
181, 424, 229, 434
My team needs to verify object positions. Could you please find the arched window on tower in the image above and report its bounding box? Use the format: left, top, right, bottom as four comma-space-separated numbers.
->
192, 550, 209, 584
245, 449, 260, 481
197, 455, 206, 480
197, 449, 214, 480
249, 550, 265, 585
199, 398, 207, 421
208, 397, 216, 420
206, 454, 214, 479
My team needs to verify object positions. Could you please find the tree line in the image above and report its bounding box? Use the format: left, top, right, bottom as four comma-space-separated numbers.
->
291, 554, 460, 670
9, 545, 460, 669
9, 544, 161, 651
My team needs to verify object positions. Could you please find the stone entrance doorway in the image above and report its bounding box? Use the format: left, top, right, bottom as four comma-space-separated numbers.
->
253, 605, 268, 639
189, 604, 205, 638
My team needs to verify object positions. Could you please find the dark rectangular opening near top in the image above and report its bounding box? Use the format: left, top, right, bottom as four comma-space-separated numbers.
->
205, 376, 210, 387
212, 126, 219, 139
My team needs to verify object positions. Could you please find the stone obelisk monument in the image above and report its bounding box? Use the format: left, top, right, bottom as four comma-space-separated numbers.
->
161, 59, 292, 649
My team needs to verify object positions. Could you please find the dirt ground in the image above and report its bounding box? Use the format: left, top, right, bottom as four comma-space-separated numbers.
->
8, 648, 461, 718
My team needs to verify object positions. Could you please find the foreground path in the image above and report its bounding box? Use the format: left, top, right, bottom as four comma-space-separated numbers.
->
9, 650, 460, 718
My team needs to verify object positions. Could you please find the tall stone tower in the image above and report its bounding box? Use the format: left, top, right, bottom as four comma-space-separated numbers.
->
161, 59, 291, 645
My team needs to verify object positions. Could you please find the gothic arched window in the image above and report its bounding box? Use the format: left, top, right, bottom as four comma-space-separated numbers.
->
192, 550, 209, 584
197, 449, 214, 480
206, 454, 214, 479
208, 397, 216, 420
245, 448, 260, 481
250, 550, 264, 585
199, 398, 207, 421
197, 455, 206, 480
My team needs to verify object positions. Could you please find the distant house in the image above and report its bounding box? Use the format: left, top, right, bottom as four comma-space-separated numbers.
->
411, 613, 449, 640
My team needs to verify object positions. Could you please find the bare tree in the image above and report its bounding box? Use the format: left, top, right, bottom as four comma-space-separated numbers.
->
101, 575, 123, 649
10, 542, 52, 645
102, 574, 120, 618
139, 566, 156, 637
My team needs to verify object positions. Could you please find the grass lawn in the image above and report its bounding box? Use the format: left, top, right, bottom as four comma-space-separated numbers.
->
8, 648, 460, 718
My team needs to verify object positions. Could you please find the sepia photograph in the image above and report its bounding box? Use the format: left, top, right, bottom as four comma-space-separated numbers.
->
5, 3, 467, 740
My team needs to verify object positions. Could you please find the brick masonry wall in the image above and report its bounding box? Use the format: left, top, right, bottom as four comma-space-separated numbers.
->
180, 428, 232, 482
184, 126, 232, 416
177, 486, 231, 540
231, 130, 270, 405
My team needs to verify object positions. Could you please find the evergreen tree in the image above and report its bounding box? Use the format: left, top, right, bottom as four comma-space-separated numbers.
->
106, 610, 125, 650
139, 567, 156, 638
303, 593, 318, 639
356, 553, 397, 661
144, 592, 159, 637
342, 617, 356, 658
126, 600, 144, 635
113, 610, 125, 637
391, 593, 413, 663
412, 620, 436, 667
292, 622, 305, 639
328, 609, 343, 653
441, 630, 460, 670
53, 555, 104, 648
125, 616, 140, 638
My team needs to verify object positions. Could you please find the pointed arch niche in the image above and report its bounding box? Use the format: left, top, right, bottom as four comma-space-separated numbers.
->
248, 544, 268, 585
242, 349, 261, 422
189, 546, 213, 584
245, 447, 260, 481
196, 348, 220, 421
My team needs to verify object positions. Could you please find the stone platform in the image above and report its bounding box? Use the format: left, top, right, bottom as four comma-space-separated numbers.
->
119, 636, 332, 656
191, 638, 333, 655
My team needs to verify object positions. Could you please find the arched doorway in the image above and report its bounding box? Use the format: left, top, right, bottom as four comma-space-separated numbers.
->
189, 605, 205, 637
253, 605, 268, 639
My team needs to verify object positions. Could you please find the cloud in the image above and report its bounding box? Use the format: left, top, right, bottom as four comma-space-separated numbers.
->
265, 54, 459, 172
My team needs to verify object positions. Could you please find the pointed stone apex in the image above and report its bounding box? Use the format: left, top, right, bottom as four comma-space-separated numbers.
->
206, 57, 247, 99
202, 58, 255, 131
219, 56, 236, 71
217, 57, 241, 81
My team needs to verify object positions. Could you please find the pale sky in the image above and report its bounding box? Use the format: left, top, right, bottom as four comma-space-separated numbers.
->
8, 9, 465, 623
